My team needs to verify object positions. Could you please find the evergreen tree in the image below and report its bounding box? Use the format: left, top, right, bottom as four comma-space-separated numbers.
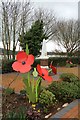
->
19, 20, 47, 56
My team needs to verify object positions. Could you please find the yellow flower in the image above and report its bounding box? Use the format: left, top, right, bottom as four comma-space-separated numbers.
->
38, 109, 40, 112
32, 104, 36, 108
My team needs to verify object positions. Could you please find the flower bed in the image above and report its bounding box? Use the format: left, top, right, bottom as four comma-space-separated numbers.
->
2, 88, 63, 120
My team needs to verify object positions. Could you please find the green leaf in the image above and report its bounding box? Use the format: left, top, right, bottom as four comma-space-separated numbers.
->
23, 79, 36, 103
26, 44, 29, 54
32, 77, 34, 92
35, 78, 42, 102
23, 79, 28, 86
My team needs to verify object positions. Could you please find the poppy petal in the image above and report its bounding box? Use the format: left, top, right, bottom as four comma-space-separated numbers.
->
43, 75, 53, 82
41, 68, 48, 76
26, 54, 34, 65
37, 64, 42, 75
52, 67, 57, 74
16, 51, 28, 62
12, 61, 21, 72
50, 64, 57, 74
19, 64, 31, 73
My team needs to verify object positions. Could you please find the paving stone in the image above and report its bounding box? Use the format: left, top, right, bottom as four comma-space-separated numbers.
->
49, 99, 80, 119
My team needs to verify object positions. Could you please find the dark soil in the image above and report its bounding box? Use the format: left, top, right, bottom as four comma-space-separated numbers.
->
2, 90, 63, 120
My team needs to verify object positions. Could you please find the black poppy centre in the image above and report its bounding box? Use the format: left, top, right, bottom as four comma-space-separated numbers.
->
42, 73, 44, 76
22, 61, 26, 65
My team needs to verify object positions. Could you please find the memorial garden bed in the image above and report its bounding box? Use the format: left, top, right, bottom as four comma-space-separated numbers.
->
2, 72, 80, 119
2, 88, 64, 120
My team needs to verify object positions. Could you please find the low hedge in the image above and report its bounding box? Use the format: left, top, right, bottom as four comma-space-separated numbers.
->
47, 80, 80, 102
60, 73, 79, 83
66, 63, 77, 67
48, 57, 79, 66
2, 59, 15, 74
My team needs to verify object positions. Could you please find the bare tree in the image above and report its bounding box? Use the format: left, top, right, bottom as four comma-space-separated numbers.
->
2, 2, 10, 59
34, 8, 57, 41
10, 2, 21, 44
19, 1, 33, 47
54, 20, 80, 56
1, 0, 32, 60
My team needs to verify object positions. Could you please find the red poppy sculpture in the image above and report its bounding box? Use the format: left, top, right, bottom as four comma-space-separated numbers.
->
11, 44, 54, 104
12, 51, 34, 73
37, 64, 53, 82
50, 64, 57, 74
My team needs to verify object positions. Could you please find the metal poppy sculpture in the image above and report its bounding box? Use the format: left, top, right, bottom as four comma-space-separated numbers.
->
12, 44, 53, 104
50, 64, 57, 74
12, 51, 34, 73
37, 64, 52, 82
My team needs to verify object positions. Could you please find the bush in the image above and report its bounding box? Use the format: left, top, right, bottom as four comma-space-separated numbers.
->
2, 59, 15, 74
20, 90, 26, 96
6, 106, 27, 120
48, 57, 79, 67
66, 63, 77, 68
39, 89, 57, 108
4, 88, 15, 95
48, 57, 67, 66
60, 73, 79, 83
48, 81, 80, 102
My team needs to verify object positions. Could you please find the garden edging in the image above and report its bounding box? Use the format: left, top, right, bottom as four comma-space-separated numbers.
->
49, 99, 80, 119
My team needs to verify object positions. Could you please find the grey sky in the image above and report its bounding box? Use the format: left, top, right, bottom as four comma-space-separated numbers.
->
32, 0, 79, 20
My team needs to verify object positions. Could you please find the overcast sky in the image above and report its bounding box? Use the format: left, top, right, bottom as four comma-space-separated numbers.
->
32, 0, 79, 20
0, 0, 80, 52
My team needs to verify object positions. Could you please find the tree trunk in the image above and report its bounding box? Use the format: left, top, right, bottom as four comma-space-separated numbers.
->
2, 21, 7, 60
13, 11, 16, 60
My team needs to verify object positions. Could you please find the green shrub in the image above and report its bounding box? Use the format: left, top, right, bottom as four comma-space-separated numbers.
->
5, 88, 15, 95
60, 73, 79, 83
48, 81, 80, 102
48, 57, 67, 66
48, 57, 79, 67
39, 89, 57, 108
20, 90, 26, 96
6, 106, 27, 120
2, 59, 15, 74
66, 63, 77, 67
